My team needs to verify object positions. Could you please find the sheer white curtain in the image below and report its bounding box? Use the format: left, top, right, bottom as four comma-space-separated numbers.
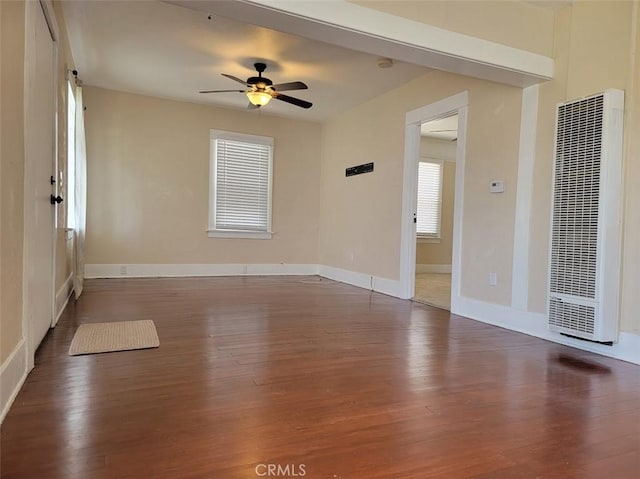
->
73, 85, 87, 299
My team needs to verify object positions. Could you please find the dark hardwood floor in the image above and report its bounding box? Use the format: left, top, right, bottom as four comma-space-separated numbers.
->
1, 276, 639, 478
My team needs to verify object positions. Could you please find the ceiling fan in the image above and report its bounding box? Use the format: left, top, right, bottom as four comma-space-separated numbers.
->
200, 62, 312, 110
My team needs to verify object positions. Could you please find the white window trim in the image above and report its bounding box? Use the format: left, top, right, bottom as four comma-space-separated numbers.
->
416, 156, 444, 240
417, 237, 441, 244
208, 129, 274, 240
207, 230, 272, 240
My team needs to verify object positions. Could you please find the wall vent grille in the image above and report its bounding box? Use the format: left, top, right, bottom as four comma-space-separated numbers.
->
547, 90, 624, 342
549, 297, 595, 335
549, 95, 603, 299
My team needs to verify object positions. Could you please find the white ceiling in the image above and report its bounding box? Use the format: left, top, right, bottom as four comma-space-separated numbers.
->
421, 115, 458, 141
61, 1, 432, 121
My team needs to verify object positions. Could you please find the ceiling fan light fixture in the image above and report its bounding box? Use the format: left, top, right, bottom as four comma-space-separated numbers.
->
246, 90, 272, 106
202, 64, 310, 109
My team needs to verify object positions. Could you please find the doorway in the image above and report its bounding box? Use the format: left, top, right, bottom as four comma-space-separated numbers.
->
23, 0, 59, 368
398, 92, 468, 312
413, 115, 458, 310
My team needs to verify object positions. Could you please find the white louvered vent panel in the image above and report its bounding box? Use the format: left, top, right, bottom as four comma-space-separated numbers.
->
549, 297, 596, 336
547, 90, 624, 343
549, 95, 603, 299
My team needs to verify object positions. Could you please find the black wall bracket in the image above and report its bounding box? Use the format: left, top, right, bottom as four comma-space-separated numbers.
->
346, 162, 374, 177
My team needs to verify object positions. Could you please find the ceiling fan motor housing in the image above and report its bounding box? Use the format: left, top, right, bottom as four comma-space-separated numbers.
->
248, 63, 272, 88
247, 76, 273, 88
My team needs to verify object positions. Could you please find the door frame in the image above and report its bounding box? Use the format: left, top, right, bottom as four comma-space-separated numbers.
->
23, 0, 59, 370
399, 91, 468, 313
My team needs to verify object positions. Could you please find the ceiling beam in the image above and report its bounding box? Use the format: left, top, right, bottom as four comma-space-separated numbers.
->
169, 0, 554, 88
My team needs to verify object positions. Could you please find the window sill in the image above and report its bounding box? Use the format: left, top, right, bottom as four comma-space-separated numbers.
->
207, 229, 272, 240
417, 236, 441, 244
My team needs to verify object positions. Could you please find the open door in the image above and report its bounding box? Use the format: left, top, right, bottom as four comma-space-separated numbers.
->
413, 115, 458, 311
399, 92, 468, 314
23, 0, 58, 368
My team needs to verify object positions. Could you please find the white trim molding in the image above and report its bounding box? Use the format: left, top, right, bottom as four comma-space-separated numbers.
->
454, 295, 640, 365
417, 237, 441, 244
207, 230, 272, 240
39, 0, 59, 41
511, 85, 540, 311
0, 339, 28, 424
85, 263, 320, 278
416, 264, 452, 274
400, 91, 468, 301
318, 265, 403, 298
54, 273, 74, 326
85, 263, 404, 297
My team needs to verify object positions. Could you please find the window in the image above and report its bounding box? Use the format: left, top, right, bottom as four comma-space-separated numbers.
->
66, 81, 76, 229
416, 160, 443, 238
208, 130, 273, 239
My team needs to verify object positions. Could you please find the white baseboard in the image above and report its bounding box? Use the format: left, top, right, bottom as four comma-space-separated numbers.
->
454, 295, 640, 365
54, 273, 74, 326
85, 263, 320, 279
416, 264, 452, 274
85, 263, 405, 297
0, 339, 28, 424
318, 265, 403, 298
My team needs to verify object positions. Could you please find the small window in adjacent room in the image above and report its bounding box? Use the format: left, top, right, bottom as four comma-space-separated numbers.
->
416, 160, 443, 239
66, 80, 76, 230
208, 130, 273, 239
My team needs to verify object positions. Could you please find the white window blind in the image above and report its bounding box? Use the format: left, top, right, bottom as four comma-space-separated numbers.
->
209, 131, 273, 239
416, 161, 443, 237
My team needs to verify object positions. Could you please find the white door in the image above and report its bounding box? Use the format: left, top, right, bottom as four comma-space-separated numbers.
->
24, 1, 57, 364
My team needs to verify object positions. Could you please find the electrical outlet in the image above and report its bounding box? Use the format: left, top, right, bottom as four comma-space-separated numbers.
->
488, 272, 497, 286
119, 265, 127, 275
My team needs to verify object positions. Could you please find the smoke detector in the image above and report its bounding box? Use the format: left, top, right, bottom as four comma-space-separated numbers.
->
377, 58, 394, 69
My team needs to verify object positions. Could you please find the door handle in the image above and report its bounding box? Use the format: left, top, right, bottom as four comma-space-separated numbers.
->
50, 195, 64, 205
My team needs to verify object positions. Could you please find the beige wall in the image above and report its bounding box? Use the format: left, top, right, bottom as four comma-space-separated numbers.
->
416, 137, 455, 266
319, 70, 522, 306
83, 87, 322, 265
349, 0, 555, 56
321, 0, 640, 333
1, 0, 26, 363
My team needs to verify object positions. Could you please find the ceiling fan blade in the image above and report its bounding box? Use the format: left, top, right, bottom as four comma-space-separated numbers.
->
274, 93, 312, 109
199, 89, 245, 94
271, 81, 308, 92
221, 73, 249, 86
